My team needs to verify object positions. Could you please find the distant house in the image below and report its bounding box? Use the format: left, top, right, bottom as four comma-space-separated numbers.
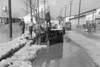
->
95, 8, 100, 23
0, 17, 21, 24
63, 8, 100, 29
85, 8, 100, 24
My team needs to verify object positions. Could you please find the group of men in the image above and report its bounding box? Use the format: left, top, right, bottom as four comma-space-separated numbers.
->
19, 11, 51, 40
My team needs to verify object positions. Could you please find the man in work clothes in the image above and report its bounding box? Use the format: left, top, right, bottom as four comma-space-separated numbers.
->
45, 11, 51, 28
20, 18, 25, 34
28, 19, 34, 39
45, 10, 51, 45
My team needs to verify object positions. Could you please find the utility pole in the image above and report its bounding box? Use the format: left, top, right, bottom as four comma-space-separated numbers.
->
42, 0, 47, 19
8, 0, 12, 40
26, 0, 28, 15
44, 0, 46, 19
37, 0, 39, 18
69, 1, 73, 30
65, 5, 67, 17
78, 0, 81, 27
42, 8, 43, 19
60, 7, 63, 17
29, 0, 33, 22
92, 9, 95, 23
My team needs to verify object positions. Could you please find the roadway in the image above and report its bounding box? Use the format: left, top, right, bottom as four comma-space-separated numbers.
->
32, 31, 99, 67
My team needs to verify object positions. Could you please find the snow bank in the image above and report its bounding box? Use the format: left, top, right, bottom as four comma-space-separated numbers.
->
0, 31, 37, 62
0, 44, 47, 67
0, 37, 27, 61
0, 31, 47, 67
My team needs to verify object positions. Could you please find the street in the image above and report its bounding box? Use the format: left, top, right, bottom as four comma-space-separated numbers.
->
32, 31, 99, 67
1, 0, 100, 67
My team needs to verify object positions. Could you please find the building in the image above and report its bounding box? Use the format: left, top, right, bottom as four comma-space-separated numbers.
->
0, 17, 21, 24
64, 8, 100, 29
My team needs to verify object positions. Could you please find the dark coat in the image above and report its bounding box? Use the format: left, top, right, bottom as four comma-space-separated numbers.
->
20, 21, 25, 28
45, 12, 51, 23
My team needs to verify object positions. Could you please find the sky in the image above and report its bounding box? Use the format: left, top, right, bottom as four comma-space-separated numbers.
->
44, 0, 100, 18
0, 0, 100, 18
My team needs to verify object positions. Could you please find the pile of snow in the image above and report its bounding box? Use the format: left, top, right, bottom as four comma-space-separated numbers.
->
0, 36, 27, 61
0, 44, 47, 67
0, 31, 36, 62
0, 27, 47, 67
13, 45, 47, 62
8, 61, 32, 67
22, 14, 36, 24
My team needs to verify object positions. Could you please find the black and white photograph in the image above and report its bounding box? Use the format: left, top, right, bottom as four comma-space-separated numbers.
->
0, 0, 100, 67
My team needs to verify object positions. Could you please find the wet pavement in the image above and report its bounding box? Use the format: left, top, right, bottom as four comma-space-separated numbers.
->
32, 35, 98, 67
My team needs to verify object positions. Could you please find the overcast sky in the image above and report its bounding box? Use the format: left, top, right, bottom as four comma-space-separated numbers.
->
0, 0, 100, 18
45, 0, 100, 18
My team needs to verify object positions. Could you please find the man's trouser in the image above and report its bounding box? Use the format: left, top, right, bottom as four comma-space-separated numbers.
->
46, 27, 50, 45
21, 27, 25, 34
29, 26, 33, 38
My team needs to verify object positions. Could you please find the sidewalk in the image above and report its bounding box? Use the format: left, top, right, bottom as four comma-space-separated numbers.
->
65, 31, 100, 66
74, 28, 100, 42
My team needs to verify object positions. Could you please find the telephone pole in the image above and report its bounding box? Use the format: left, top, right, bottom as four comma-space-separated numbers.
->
69, 1, 72, 21
65, 5, 67, 17
60, 7, 63, 17
42, 0, 47, 19
92, 9, 95, 23
44, 0, 45, 19
37, 0, 39, 18
29, 0, 33, 22
78, 0, 81, 27
69, 1, 73, 30
42, 8, 43, 19
26, 0, 28, 15
8, 0, 12, 40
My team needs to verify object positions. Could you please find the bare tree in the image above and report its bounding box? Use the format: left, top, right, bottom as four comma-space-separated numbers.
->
21, 0, 30, 15
21, 0, 38, 15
